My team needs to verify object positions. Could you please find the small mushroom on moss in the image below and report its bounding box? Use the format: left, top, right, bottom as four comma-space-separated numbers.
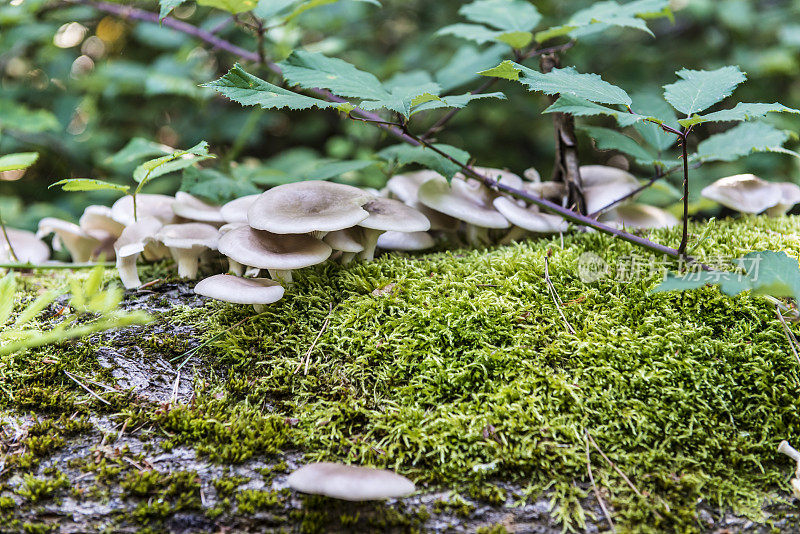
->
286, 462, 415, 501
220, 194, 261, 224
599, 204, 678, 229
172, 192, 226, 224
357, 198, 430, 260
0, 228, 50, 263
377, 230, 435, 251
114, 217, 163, 289
36, 218, 101, 263
418, 175, 509, 246
580, 165, 641, 214
766, 182, 800, 217
111, 194, 176, 226
323, 227, 365, 264
700, 174, 782, 214
387, 172, 460, 231
194, 274, 285, 313
155, 223, 219, 279
218, 225, 331, 285
492, 197, 568, 233
79, 205, 125, 259
248, 181, 372, 237
778, 440, 800, 500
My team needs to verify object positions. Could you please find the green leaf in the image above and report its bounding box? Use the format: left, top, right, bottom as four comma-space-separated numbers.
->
653, 251, 800, 302
0, 99, 59, 133
180, 167, 261, 204
435, 44, 507, 92
632, 91, 679, 152
543, 95, 645, 127
377, 143, 470, 180
282, 0, 380, 22
459, 0, 542, 32
692, 122, 800, 163
197, 0, 258, 14
254, 0, 298, 17
204, 64, 350, 112
0, 272, 15, 326
536, 0, 671, 42
580, 126, 659, 166
0, 152, 38, 172
663, 66, 747, 116
411, 92, 506, 115
49, 178, 130, 194
133, 141, 215, 186
279, 51, 440, 118
679, 102, 800, 127
105, 138, 174, 167
159, 0, 186, 19
436, 23, 504, 45
496, 31, 533, 49
481, 62, 632, 106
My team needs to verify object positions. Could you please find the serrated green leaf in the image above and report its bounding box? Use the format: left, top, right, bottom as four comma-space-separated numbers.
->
437, 23, 504, 45
159, 0, 185, 19
534, 24, 578, 43
204, 64, 348, 112
632, 91, 679, 152
197, 0, 258, 14
436, 44, 507, 92
180, 167, 261, 204
459, 0, 542, 32
496, 31, 533, 49
133, 141, 214, 186
411, 92, 506, 115
653, 251, 800, 301
679, 102, 800, 127
377, 143, 470, 179
663, 66, 747, 116
536, 0, 670, 42
543, 95, 645, 127
49, 178, 130, 193
580, 126, 659, 166
105, 138, 174, 167
254, 0, 298, 17
0, 152, 38, 172
693, 121, 800, 163
482, 62, 632, 106
282, 0, 380, 22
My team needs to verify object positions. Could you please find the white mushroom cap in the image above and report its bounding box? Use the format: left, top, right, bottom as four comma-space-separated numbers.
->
599, 204, 678, 229
460, 166, 523, 190
172, 192, 226, 224
492, 197, 568, 233
417, 175, 509, 229
766, 182, 800, 216
36, 218, 101, 263
0, 228, 50, 263
194, 274, 285, 312
286, 462, 415, 501
155, 223, 219, 279
324, 227, 365, 253
377, 231, 435, 251
522, 181, 568, 204
359, 198, 430, 233
247, 181, 373, 234
700, 174, 783, 214
111, 194, 176, 226
80, 205, 125, 239
218, 226, 331, 285
113, 217, 163, 289
220, 194, 260, 224
387, 171, 443, 204
580, 165, 641, 214
523, 167, 542, 182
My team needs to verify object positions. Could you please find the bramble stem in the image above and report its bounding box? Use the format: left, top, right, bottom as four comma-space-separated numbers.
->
678, 131, 690, 256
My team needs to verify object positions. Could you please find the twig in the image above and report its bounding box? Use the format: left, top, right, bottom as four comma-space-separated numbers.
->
544, 252, 575, 335
586, 432, 644, 499
0, 211, 19, 263
586, 431, 616, 532
0, 262, 115, 270
776, 305, 800, 366
295, 303, 334, 375
63, 370, 111, 405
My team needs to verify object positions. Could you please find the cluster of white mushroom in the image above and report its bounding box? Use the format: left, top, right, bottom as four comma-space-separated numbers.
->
701, 174, 800, 215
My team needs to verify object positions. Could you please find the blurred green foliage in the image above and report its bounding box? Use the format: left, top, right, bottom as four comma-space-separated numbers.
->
1, 0, 799, 228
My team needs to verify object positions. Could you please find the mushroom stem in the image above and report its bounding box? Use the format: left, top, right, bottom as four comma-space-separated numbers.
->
358, 229, 383, 261
464, 224, 490, 247
340, 252, 357, 265
116, 253, 142, 289
244, 266, 261, 277
268, 269, 293, 286
228, 259, 245, 276
499, 226, 530, 245
779, 440, 800, 463
169, 247, 205, 279
253, 304, 266, 313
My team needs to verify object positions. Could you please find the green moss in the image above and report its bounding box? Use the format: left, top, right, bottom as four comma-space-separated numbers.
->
5, 216, 800, 531
16, 472, 69, 503
235, 488, 285, 514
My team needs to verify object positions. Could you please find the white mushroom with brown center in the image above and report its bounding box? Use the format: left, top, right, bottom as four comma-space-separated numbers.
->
194, 274, 285, 312
172, 191, 226, 224
0, 228, 50, 263
286, 462, 415, 501
598, 204, 678, 229
220, 194, 260, 224
700, 174, 783, 214
36, 218, 101, 263
155, 223, 219, 279
218, 225, 331, 285
113, 217, 163, 289
580, 165, 641, 215
248, 181, 372, 237
417, 175, 509, 245
110, 194, 176, 226
357, 198, 430, 260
